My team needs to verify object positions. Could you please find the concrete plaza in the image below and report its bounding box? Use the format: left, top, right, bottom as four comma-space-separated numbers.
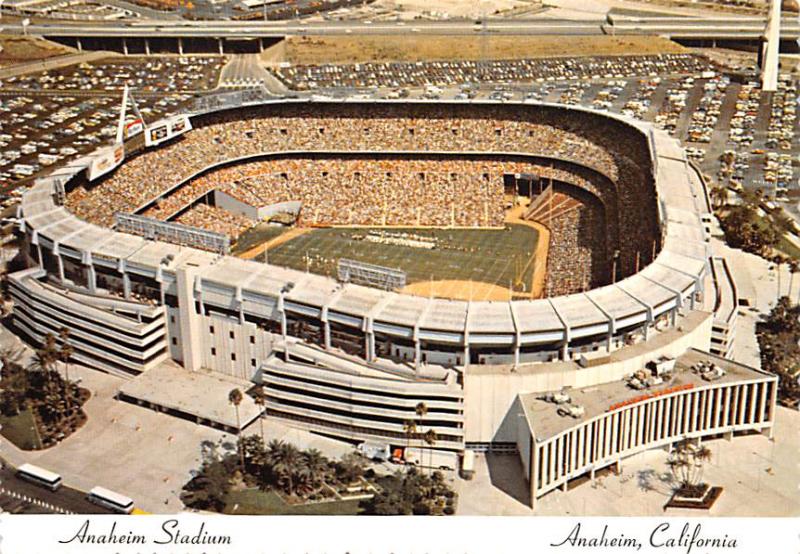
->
457, 406, 800, 516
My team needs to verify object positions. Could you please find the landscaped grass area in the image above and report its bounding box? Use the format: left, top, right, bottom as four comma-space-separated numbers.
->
0, 408, 42, 450
224, 488, 362, 516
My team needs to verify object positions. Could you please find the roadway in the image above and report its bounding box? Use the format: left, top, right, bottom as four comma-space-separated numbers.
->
3, 15, 797, 41
0, 465, 114, 514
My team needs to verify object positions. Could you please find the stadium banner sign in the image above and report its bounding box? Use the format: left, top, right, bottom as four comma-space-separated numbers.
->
87, 143, 124, 181
125, 118, 145, 139
145, 115, 193, 147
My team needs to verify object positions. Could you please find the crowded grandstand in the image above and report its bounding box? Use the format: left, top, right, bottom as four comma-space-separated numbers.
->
64, 102, 660, 297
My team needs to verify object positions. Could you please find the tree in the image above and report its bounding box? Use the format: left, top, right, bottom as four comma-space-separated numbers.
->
0, 349, 28, 416
718, 203, 780, 258
57, 328, 75, 413
253, 385, 267, 444
403, 419, 417, 472
269, 440, 304, 497
789, 261, 799, 302
181, 457, 232, 512
228, 388, 244, 470
773, 255, 789, 302
335, 452, 366, 485
423, 429, 438, 474
299, 448, 329, 493
667, 439, 712, 496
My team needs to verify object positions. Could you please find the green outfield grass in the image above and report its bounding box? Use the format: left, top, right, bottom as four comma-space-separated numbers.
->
259, 224, 539, 288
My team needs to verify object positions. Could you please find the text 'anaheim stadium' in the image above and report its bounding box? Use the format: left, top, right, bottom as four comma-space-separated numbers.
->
10, 95, 777, 509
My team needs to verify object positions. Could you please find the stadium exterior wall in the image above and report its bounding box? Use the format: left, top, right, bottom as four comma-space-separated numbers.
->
463, 310, 713, 445
11, 99, 716, 450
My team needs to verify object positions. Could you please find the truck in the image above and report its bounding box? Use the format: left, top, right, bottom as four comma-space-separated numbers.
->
459, 450, 475, 480
397, 447, 459, 471
357, 441, 391, 462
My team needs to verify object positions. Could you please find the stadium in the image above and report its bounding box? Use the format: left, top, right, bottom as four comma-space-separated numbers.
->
9, 96, 777, 508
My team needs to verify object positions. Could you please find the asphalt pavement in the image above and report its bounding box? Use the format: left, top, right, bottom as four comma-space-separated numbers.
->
0, 465, 113, 514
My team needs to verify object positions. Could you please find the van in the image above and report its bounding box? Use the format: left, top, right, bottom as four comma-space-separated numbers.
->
460, 450, 475, 480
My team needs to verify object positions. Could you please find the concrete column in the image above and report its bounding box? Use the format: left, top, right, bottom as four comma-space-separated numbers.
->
122, 271, 131, 299
636, 405, 645, 447
56, 252, 65, 283
76, 38, 82, 51
145, 39, 150, 56
738, 384, 749, 425
36, 244, 43, 269
555, 437, 562, 484
758, 382, 768, 424
178, 38, 184, 55
123, 39, 128, 56
748, 383, 758, 424
707, 390, 715, 429
87, 263, 97, 293
570, 430, 578, 474
218, 39, 224, 55
366, 332, 375, 362
610, 413, 619, 456
769, 380, 777, 439
547, 442, 555, 486
691, 391, 700, 432
414, 339, 421, 369
176, 267, 203, 371
722, 386, 731, 428
530, 440, 539, 510
324, 320, 331, 350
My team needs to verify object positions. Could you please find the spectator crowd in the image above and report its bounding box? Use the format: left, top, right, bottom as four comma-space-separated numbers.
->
65, 102, 660, 295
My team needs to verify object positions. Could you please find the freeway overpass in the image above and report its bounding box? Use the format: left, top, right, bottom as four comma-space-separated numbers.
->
2, 15, 794, 54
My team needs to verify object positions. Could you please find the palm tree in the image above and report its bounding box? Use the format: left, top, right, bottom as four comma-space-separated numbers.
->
300, 448, 329, 493
271, 441, 304, 497
414, 402, 427, 436
423, 429, 438, 475
789, 261, 799, 303
253, 385, 267, 444
403, 419, 417, 472
415, 402, 429, 473
228, 388, 244, 470
774, 255, 787, 302
58, 328, 74, 412
667, 438, 713, 495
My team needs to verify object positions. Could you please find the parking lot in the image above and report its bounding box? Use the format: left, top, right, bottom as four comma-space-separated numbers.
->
354, 64, 800, 218
0, 55, 225, 193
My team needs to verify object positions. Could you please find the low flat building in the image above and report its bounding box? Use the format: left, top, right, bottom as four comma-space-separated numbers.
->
517, 349, 778, 509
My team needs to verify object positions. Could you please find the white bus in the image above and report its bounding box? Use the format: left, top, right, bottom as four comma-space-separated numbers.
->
16, 463, 62, 491
87, 486, 134, 514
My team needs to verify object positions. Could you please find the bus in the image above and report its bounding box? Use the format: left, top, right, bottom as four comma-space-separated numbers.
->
87, 486, 134, 514
16, 463, 62, 491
